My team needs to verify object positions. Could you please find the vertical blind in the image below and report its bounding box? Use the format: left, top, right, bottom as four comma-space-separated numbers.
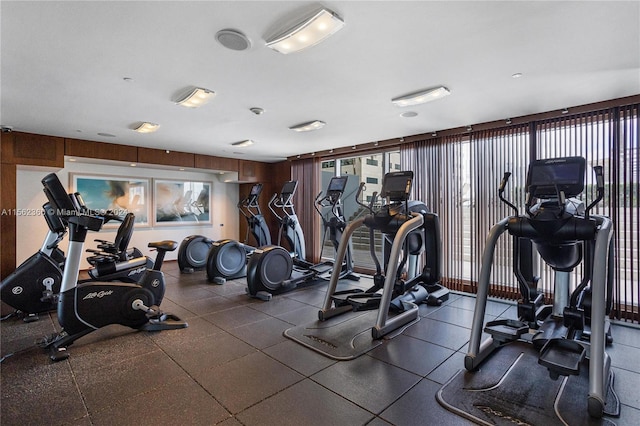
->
401, 103, 639, 322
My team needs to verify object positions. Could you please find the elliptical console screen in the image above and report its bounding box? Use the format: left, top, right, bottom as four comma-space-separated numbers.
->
327, 176, 348, 193
281, 181, 298, 197
527, 157, 585, 198
249, 183, 263, 197
381, 171, 413, 202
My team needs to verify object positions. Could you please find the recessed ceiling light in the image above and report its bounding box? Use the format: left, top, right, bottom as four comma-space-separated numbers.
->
133, 122, 159, 133
392, 86, 450, 107
175, 87, 215, 108
231, 140, 254, 147
512, 73, 523, 78
400, 111, 418, 118
97, 132, 116, 137
289, 120, 326, 132
266, 7, 345, 54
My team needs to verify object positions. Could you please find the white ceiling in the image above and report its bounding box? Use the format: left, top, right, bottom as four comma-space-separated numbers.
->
2, 1, 639, 163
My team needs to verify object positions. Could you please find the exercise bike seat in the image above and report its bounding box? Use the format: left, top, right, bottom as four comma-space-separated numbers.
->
148, 240, 178, 252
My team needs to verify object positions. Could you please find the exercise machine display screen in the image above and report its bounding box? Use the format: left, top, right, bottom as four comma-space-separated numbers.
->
249, 183, 263, 197
327, 176, 348, 193
281, 181, 298, 197
527, 157, 585, 198
381, 171, 413, 202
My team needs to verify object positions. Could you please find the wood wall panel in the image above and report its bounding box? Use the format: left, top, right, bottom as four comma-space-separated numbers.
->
65, 139, 138, 162
1, 132, 64, 167
1, 163, 17, 279
137, 147, 195, 168
195, 154, 238, 172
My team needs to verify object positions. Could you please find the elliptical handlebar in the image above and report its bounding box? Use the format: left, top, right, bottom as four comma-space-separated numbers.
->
586, 165, 605, 218
499, 172, 519, 215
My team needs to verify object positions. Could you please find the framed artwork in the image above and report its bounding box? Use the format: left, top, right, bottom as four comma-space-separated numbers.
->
71, 174, 151, 226
153, 179, 211, 225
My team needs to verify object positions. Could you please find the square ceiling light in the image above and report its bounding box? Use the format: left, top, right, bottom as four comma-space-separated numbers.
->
266, 8, 344, 54
391, 86, 450, 107
176, 87, 215, 108
133, 122, 159, 133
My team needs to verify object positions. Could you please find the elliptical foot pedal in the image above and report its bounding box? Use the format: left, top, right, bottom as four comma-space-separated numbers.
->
255, 291, 272, 301
538, 338, 586, 379
212, 277, 226, 285
484, 319, 528, 343
343, 293, 381, 311
182, 267, 194, 274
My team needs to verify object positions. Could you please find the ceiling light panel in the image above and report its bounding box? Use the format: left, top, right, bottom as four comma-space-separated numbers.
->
176, 87, 215, 108
231, 140, 254, 147
392, 86, 450, 107
266, 8, 345, 54
289, 120, 326, 132
133, 122, 159, 133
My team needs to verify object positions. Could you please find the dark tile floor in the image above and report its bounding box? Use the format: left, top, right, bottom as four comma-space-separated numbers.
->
2, 261, 639, 425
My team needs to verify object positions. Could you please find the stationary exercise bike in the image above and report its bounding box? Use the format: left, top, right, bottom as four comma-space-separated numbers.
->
205, 183, 272, 284
285, 171, 449, 359
1, 199, 151, 322
460, 157, 617, 419
246, 176, 359, 301
38, 172, 187, 361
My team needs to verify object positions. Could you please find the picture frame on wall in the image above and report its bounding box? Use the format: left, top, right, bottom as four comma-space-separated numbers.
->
153, 179, 211, 225
71, 174, 151, 227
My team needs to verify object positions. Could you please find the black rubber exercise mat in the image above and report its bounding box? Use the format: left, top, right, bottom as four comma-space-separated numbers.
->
437, 341, 620, 426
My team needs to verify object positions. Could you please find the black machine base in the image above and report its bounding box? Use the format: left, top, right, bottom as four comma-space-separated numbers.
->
437, 342, 620, 425
284, 310, 414, 360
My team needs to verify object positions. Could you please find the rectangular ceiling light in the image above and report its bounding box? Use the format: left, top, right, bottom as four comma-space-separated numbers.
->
134, 122, 159, 133
289, 120, 326, 132
176, 87, 215, 108
231, 139, 254, 147
391, 86, 450, 107
266, 8, 345, 54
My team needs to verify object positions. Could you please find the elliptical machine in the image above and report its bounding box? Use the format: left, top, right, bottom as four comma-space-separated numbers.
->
458, 157, 617, 419
205, 183, 272, 284
246, 176, 359, 301
285, 171, 449, 359
38, 173, 187, 361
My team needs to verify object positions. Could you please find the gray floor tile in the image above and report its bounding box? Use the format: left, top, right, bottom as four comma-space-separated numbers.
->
203, 305, 271, 330
403, 317, 470, 351
611, 323, 640, 349
311, 355, 421, 414
74, 350, 186, 413
195, 351, 304, 414
262, 339, 337, 376
90, 376, 231, 425
608, 342, 640, 373
426, 351, 466, 385
368, 334, 455, 376
1, 350, 87, 425
158, 331, 256, 376
379, 378, 475, 425
227, 316, 291, 349
237, 378, 374, 426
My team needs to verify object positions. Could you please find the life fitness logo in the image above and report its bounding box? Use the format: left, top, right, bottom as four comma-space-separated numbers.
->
151, 279, 160, 288
11, 286, 23, 295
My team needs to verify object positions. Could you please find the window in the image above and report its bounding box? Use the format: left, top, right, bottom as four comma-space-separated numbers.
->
320, 150, 400, 271
401, 104, 640, 323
